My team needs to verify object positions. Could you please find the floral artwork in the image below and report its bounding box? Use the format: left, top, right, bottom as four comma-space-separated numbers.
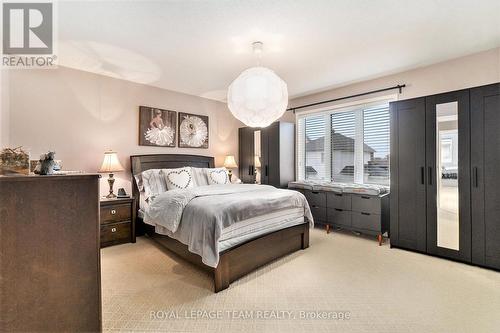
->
178, 112, 209, 148
139, 106, 176, 147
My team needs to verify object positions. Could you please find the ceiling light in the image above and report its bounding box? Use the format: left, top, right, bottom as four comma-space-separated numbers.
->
227, 42, 288, 128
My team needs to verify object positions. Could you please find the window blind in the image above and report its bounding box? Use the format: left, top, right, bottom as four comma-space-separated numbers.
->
363, 105, 390, 185
304, 115, 327, 180
331, 111, 356, 183
296, 98, 393, 186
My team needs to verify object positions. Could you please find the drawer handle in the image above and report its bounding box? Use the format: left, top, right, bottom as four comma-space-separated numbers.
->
334, 193, 342, 197
111, 227, 117, 232
311, 191, 319, 194
111, 209, 116, 215
335, 208, 343, 212
312, 205, 319, 208
361, 196, 370, 199
361, 212, 371, 216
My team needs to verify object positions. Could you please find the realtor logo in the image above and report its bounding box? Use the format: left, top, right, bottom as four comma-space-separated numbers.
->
2, 2, 56, 68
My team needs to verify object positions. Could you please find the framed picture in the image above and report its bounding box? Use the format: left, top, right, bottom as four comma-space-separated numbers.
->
178, 112, 209, 149
139, 106, 177, 147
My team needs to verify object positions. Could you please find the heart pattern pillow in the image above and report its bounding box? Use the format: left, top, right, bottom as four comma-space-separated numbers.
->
206, 168, 229, 185
163, 167, 194, 190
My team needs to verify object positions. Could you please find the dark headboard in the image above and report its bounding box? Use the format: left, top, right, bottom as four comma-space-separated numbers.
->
130, 154, 215, 213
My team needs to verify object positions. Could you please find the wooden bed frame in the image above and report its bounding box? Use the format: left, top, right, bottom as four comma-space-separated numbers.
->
131, 154, 309, 292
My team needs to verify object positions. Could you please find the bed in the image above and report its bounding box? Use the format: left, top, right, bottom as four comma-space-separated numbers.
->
131, 154, 312, 292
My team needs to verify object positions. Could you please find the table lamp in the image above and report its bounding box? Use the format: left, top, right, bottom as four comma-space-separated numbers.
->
223, 155, 238, 182
99, 151, 124, 198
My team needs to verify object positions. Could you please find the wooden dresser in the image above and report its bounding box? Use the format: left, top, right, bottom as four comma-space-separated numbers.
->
100, 197, 136, 247
0, 174, 101, 332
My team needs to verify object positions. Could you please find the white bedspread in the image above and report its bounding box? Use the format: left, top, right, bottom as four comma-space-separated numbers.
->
143, 184, 313, 267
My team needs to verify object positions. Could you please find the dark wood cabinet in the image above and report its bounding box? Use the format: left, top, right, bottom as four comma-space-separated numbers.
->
239, 121, 295, 187
471, 83, 500, 270
100, 197, 136, 247
390, 97, 427, 252
0, 174, 101, 332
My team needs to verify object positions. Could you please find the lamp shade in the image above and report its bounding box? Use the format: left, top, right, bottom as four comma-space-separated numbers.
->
227, 66, 288, 128
99, 151, 124, 173
223, 155, 238, 169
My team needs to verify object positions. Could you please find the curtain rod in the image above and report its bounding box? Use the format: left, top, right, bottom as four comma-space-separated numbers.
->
287, 84, 406, 112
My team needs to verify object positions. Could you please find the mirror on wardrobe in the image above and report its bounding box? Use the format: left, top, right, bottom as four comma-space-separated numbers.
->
254, 130, 261, 184
436, 101, 459, 251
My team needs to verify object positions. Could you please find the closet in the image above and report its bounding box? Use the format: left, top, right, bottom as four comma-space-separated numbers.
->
390, 83, 500, 270
238, 121, 295, 187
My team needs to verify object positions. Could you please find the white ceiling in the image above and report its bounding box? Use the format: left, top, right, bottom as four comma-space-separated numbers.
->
58, 0, 500, 101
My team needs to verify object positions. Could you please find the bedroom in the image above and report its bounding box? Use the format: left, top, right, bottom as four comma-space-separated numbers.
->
1, 1, 500, 332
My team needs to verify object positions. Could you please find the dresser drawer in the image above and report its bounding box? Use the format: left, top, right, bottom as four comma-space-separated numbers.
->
310, 205, 327, 222
100, 203, 131, 224
351, 211, 381, 232
304, 190, 327, 207
327, 208, 351, 227
351, 194, 381, 214
326, 192, 351, 210
100, 221, 131, 247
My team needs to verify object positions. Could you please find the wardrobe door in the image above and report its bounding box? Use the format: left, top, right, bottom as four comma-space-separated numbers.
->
264, 122, 281, 187
260, 128, 269, 184
238, 127, 255, 184
425, 90, 471, 262
471, 83, 500, 270
390, 98, 427, 251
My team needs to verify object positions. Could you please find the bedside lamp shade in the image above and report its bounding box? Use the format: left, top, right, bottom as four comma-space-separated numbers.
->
99, 151, 124, 198
223, 155, 238, 182
223, 155, 238, 169
99, 151, 124, 173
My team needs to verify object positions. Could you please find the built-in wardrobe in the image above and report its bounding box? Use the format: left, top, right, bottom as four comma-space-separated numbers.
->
390, 83, 500, 270
238, 121, 295, 187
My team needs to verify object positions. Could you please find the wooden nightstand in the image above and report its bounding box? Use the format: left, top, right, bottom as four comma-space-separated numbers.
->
100, 197, 136, 248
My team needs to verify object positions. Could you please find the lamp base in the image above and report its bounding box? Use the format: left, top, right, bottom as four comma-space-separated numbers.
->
228, 170, 233, 182
106, 173, 116, 198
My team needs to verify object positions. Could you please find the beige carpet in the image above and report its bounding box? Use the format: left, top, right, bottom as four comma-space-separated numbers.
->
101, 228, 500, 333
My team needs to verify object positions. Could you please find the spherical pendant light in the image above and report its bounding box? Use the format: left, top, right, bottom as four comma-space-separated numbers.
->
227, 42, 288, 128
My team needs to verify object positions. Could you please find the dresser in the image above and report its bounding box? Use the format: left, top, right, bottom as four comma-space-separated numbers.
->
100, 197, 136, 247
295, 188, 389, 245
0, 174, 101, 332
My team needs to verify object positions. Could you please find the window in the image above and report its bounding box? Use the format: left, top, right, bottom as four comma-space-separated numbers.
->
363, 105, 390, 185
304, 115, 326, 180
296, 100, 391, 186
331, 111, 356, 183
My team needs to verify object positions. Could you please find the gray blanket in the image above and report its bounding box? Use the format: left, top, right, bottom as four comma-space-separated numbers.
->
144, 184, 313, 267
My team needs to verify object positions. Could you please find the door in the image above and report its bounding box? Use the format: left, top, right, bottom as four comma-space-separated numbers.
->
261, 122, 280, 186
471, 83, 500, 270
261, 128, 269, 184
238, 127, 255, 184
390, 98, 427, 251
425, 90, 471, 261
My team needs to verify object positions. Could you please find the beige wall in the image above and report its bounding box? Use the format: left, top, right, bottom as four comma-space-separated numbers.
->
290, 47, 500, 113
6, 66, 243, 196
0, 70, 9, 148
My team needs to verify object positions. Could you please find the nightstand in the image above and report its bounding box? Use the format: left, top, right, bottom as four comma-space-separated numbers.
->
100, 197, 136, 247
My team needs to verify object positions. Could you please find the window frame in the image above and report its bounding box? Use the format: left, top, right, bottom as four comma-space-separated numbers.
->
295, 95, 397, 185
